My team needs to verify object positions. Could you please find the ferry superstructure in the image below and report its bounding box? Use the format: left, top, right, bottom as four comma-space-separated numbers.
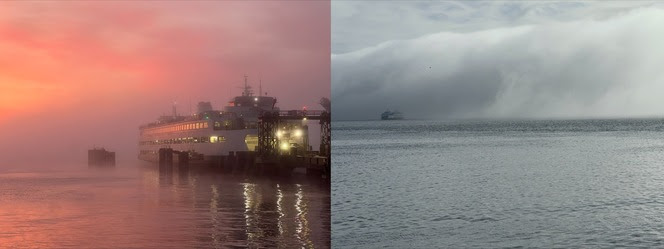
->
138, 76, 278, 162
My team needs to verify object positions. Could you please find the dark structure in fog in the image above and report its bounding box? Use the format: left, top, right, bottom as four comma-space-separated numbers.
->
88, 148, 115, 167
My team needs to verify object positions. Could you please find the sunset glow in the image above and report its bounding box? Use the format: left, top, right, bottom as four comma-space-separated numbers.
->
0, 2, 330, 167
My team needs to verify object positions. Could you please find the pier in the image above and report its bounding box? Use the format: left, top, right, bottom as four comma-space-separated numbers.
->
257, 110, 330, 177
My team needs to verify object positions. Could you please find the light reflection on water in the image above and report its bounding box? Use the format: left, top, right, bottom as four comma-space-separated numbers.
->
0, 165, 330, 248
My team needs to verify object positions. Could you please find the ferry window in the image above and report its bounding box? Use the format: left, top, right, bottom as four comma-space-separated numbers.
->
219, 136, 226, 142
210, 136, 218, 143
204, 122, 208, 128
214, 122, 220, 128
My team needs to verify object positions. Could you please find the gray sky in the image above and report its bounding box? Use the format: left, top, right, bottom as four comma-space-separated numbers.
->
332, 1, 664, 120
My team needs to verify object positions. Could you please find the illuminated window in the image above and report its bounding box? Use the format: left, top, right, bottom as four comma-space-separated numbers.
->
203, 122, 208, 128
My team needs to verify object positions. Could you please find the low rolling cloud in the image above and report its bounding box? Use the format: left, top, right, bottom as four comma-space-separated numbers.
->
332, 2, 664, 120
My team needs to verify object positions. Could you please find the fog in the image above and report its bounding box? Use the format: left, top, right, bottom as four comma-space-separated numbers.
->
332, 7, 664, 120
0, 2, 330, 170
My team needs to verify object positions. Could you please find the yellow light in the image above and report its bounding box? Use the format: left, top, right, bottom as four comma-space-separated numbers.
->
210, 136, 218, 143
276, 130, 282, 138
254, 97, 258, 101
303, 117, 307, 121
280, 142, 289, 151
294, 129, 302, 137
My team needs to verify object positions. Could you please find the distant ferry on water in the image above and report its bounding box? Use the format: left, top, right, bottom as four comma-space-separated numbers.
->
381, 110, 404, 120
138, 76, 276, 162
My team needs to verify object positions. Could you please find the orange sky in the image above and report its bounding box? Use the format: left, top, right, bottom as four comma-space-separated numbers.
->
0, 2, 330, 169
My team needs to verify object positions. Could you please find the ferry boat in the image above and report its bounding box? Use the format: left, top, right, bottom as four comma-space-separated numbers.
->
381, 110, 403, 120
138, 76, 277, 162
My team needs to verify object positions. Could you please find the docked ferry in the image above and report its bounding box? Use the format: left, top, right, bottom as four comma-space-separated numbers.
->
138, 76, 277, 162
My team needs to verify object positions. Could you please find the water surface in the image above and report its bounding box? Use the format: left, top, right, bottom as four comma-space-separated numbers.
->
333, 119, 664, 248
0, 166, 330, 248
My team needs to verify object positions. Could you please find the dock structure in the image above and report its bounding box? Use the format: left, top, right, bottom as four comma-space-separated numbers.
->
158, 148, 189, 173
88, 148, 115, 167
257, 110, 331, 177
258, 110, 330, 157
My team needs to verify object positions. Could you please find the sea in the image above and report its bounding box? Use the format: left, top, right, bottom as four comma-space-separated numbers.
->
0, 165, 330, 248
332, 118, 664, 248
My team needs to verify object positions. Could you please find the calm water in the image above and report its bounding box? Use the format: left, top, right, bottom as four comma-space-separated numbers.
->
0, 166, 330, 248
333, 119, 664, 248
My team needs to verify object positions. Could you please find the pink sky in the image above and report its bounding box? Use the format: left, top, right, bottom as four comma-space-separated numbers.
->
0, 2, 330, 169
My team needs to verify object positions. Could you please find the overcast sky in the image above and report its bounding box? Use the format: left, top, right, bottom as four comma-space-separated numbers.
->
332, 1, 664, 120
0, 2, 329, 169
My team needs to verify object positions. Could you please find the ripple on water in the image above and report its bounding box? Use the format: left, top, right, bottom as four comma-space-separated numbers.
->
0, 168, 330, 248
333, 119, 664, 248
